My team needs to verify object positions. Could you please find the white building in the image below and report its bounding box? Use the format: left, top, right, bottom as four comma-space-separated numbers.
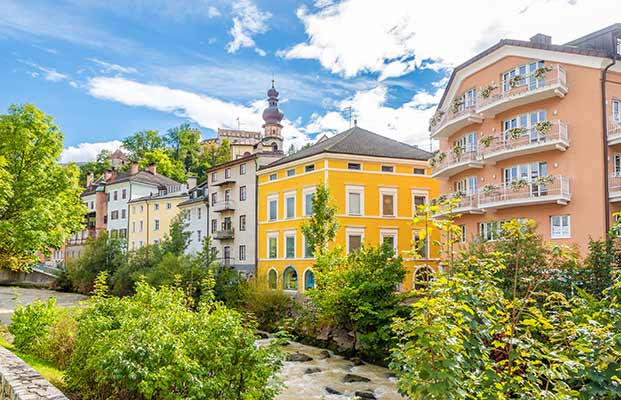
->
178, 180, 209, 255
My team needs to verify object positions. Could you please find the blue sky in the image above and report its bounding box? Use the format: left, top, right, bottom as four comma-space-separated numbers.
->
0, 0, 618, 162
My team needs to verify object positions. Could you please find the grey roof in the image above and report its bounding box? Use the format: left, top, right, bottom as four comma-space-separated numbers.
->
178, 196, 208, 207
264, 126, 432, 169
80, 169, 183, 197
128, 190, 188, 204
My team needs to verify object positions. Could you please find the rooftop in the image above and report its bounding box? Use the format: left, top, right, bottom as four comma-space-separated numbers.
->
80, 169, 183, 197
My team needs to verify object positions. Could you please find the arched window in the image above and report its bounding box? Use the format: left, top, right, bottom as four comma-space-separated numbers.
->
304, 269, 315, 290
268, 269, 277, 290
413, 266, 434, 290
283, 266, 298, 291
272, 143, 278, 152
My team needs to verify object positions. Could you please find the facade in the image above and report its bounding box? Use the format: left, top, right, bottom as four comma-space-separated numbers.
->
178, 181, 209, 254
127, 191, 189, 250
429, 24, 621, 254
256, 126, 440, 294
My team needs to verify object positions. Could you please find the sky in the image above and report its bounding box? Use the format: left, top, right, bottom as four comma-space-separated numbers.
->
0, 0, 619, 163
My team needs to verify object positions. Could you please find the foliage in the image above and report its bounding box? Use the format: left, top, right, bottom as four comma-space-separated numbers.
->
429, 110, 444, 128
479, 134, 496, 147
138, 148, 186, 182
535, 120, 553, 136
308, 244, 407, 362
78, 149, 112, 186
451, 144, 464, 159
479, 83, 497, 99
533, 65, 553, 80
243, 285, 296, 332
165, 122, 202, 173
301, 185, 339, 257
481, 183, 499, 195
66, 281, 283, 400
0, 104, 85, 270
509, 178, 528, 192
9, 297, 59, 356
506, 126, 527, 140
121, 129, 165, 160
508, 74, 524, 88
413, 197, 462, 269
160, 214, 191, 256
286, 142, 313, 156
212, 266, 250, 308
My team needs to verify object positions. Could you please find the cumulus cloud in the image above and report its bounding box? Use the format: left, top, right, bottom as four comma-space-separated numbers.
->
226, 0, 271, 54
60, 140, 123, 163
279, 0, 619, 78
89, 58, 138, 75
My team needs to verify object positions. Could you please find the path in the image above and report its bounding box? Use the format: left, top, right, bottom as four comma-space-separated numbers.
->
0, 286, 87, 325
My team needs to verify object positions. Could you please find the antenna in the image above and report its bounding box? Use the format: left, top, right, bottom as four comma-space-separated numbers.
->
347, 105, 352, 128
236, 117, 241, 130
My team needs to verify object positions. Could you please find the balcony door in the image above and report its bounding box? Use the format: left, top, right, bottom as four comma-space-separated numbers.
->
614, 100, 620, 123
225, 189, 231, 202
223, 217, 232, 231
531, 162, 548, 197
455, 176, 477, 196
528, 60, 545, 90
224, 246, 231, 265
454, 132, 477, 152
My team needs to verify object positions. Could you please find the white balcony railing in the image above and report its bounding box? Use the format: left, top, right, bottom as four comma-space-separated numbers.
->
607, 117, 621, 145
430, 149, 483, 178
478, 176, 571, 210
482, 120, 569, 164
429, 104, 483, 139
211, 200, 236, 212
477, 65, 568, 117
609, 175, 621, 202
434, 192, 483, 216
214, 227, 235, 240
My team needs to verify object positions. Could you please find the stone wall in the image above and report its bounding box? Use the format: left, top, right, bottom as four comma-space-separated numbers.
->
0, 346, 68, 400
0, 269, 56, 288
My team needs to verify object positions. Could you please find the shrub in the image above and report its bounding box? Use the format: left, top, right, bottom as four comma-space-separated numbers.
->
244, 285, 294, 332
9, 298, 58, 356
66, 281, 283, 400
45, 311, 79, 369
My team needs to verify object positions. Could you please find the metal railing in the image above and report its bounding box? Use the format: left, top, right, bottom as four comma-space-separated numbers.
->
478, 175, 570, 207
429, 103, 478, 136
608, 117, 621, 140
609, 175, 621, 194
431, 148, 480, 175
211, 200, 236, 212
214, 227, 235, 239
482, 120, 568, 158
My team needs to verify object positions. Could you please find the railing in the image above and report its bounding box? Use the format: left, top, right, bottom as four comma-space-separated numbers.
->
482, 120, 569, 158
431, 148, 480, 175
214, 227, 235, 240
211, 200, 236, 212
477, 64, 567, 110
429, 104, 478, 136
433, 192, 480, 215
609, 175, 621, 195
479, 175, 570, 208
215, 257, 235, 267
607, 117, 621, 141
33, 263, 65, 277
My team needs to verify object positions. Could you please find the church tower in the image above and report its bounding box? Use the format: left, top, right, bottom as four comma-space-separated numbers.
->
260, 80, 284, 153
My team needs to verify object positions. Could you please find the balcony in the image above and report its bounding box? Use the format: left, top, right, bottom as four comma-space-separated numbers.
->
430, 149, 484, 179
214, 227, 235, 240
607, 118, 621, 145
477, 65, 568, 118
215, 257, 235, 267
609, 175, 621, 202
429, 105, 483, 139
478, 176, 571, 210
482, 120, 569, 164
434, 193, 483, 216
212, 200, 235, 212
211, 178, 236, 187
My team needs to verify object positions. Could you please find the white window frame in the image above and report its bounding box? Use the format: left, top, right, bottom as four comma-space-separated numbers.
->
346, 185, 365, 216
346, 227, 365, 254
269, 173, 277, 181
304, 164, 315, 173
615, 153, 621, 177
287, 168, 296, 177
379, 187, 398, 217
154, 219, 160, 231
550, 215, 571, 239
284, 230, 296, 259
411, 189, 429, 216
381, 164, 395, 173
412, 229, 429, 259
412, 167, 426, 175
239, 244, 246, 261
379, 228, 398, 252
267, 232, 278, 259
302, 234, 314, 259
613, 99, 620, 123
347, 162, 362, 170
284, 191, 296, 219
225, 168, 231, 179
240, 163, 247, 175
267, 194, 278, 221
302, 187, 316, 217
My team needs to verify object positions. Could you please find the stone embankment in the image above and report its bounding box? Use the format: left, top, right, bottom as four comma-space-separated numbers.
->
0, 346, 68, 400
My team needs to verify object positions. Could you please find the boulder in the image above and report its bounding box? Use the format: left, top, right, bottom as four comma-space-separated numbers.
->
355, 391, 377, 400
351, 357, 364, 366
343, 373, 371, 383
304, 367, 322, 374
255, 331, 269, 339
286, 352, 314, 362
325, 387, 342, 395
318, 350, 331, 359
331, 329, 355, 351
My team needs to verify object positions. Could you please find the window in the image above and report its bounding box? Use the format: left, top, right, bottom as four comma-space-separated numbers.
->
303, 188, 315, 216
454, 132, 477, 152
211, 193, 217, 206
455, 176, 478, 195
614, 99, 620, 123
197, 230, 202, 241
287, 168, 296, 177
348, 162, 361, 170
224, 189, 231, 201
502, 60, 545, 92
285, 192, 296, 219
464, 88, 476, 108
304, 270, 315, 290
239, 245, 246, 261
113, 191, 118, 201
480, 221, 503, 242
111, 210, 119, 220
139, 240, 143, 248
304, 164, 315, 173
413, 266, 434, 290
283, 267, 298, 291
412, 191, 428, 214
551, 215, 571, 239
154, 219, 160, 231
154, 203, 160, 211
239, 215, 246, 231
211, 172, 217, 182
347, 228, 364, 254
121, 209, 126, 219
132, 221, 136, 233
268, 269, 277, 290
381, 165, 394, 173
225, 168, 231, 179
380, 188, 396, 217
303, 234, 313, 258
166, 202, 171, 209
617, 38, 621, 55
285, 232, 296, 258
615, 154, 621, 177
119, 228, 127, 238
413, 167, 426, 175
122, 189, 126, 199
268, 234, 278, 259
139, 220, 144, 232
211, 219, 217, 234
240, 186, 247, 201
269, 173, 277, 181
198, 207, 202, 220
459, 225, 466, 242
380, 230, 398, 253
240, 163, 247, 175
268, 196, 278, 221
346, 185, 364, 216
140, 205, 144, 213
413, 230, 428, 258
131, 241, 135, 250
90, 201, 94, 210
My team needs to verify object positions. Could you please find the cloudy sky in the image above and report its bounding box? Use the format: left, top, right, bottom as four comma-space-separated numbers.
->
0, 0, 618, 162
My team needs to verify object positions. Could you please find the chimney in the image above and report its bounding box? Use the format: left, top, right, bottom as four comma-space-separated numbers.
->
130, 161, 139, 175
86, 172, 94, 187
104, 169, 114, 181
530, 33, 552, 46
148, 162, 157, 175
187, 175, 197, 190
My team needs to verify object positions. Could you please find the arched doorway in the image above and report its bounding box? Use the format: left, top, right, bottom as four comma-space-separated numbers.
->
413, 266, 434, 290
304, 269, 315, 290
282, 266, 298, 291
267, 269, 277, 290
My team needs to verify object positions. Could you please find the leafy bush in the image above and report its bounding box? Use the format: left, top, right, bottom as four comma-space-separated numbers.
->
66, 280, 283, 400
243, 285, 295, 332
9, 297, 58, 356
45, 311, 79, 369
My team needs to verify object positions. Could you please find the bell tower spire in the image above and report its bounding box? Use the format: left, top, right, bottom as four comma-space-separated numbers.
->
260, 80, 284, 153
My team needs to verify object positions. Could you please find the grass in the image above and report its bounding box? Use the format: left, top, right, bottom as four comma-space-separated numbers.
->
0, 329, 67, 392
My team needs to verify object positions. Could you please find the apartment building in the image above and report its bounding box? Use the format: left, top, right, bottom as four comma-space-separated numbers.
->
256, 126, 440, 294
178, 180, 209, 254
429, 24, 621, 254
204, 82, 286, 274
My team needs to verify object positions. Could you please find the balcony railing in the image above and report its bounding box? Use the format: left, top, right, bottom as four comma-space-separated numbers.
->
434, 192, 483, 216
477, 64, 568, 117
215, 257, 235, 267
214, 227, 235, 240
211, 178, 236, 187
609, 175, 621, 202
429, 104, 483, 139
211, 200, 236, 212
478, 176, 571, 210
607, 117, 621, 145
430, 149, 483, 178
482, 120, 569, 164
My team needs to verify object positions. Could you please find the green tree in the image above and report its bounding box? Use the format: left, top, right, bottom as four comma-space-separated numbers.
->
165, 123, 202, 173
122, 129, 164, 160
0, 104, 85, 270
301, 185, 339, 258
138, 148, 186, 182
160, 214, 191, 256
78, 149, 112, 186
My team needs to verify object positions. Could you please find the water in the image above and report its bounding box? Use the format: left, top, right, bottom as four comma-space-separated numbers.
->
260, 340, 405, 400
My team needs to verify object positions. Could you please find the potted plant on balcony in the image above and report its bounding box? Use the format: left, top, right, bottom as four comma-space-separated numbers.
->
479, 134, 496, 148
533, 65, 553, 80
452, 190, 467, 200
429, 110, 444, 129
510, 179, 528, 192
479, 84, 497, 99
508, 75, 524, 88
507, 127, 527, 141
430, 194, 447, 206
450, 97, 464, 114
452, 144, 465, 160
534, 175, 555, 186
535, 120, 552, 137
481, 184, 499, 196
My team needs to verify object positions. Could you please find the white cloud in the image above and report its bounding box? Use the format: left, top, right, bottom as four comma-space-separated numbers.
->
226, 0, 271, 54
280, 0, 620, 78
19, 60, 68, 82
208, 6, 221, 18
60, 140, 123, 163
89, 58, 138, 75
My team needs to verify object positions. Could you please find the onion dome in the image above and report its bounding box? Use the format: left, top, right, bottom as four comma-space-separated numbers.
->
262, 80, 284, 126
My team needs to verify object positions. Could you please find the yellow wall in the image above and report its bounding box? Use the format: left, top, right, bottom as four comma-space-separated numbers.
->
257, 155, 441, 293
128, 195, 186, 250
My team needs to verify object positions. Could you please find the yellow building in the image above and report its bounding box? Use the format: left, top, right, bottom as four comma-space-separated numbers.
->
127, 191, 188, 250
257, 126, 441, 294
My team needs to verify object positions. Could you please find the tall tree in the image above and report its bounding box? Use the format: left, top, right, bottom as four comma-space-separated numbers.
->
301, 185, 339, 257
165, 123, 202, 173
121, 129, 164, 160
138, 148, 186, 182
0, 104, 86, 270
